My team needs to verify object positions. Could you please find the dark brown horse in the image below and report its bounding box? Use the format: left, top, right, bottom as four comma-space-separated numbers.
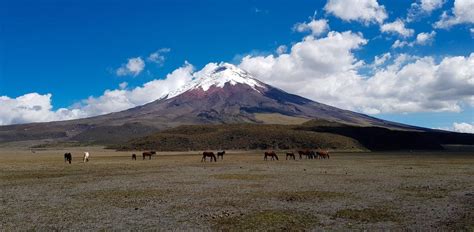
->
217, 151, 225, 160
307, 150, 316, 159
264, 151, 279, 161
298, 150, 306, 159
132, 154, 137, 160
298, 150, 316, 159
142, 151, 156, 160
64, 153, 72, 164
201, 152, 217, 162
316, 150, 330, 159
286, 152, 296, 160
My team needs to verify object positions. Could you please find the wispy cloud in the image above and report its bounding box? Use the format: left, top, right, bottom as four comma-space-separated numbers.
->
147, 48, 171, 66
116, 57, 145, 77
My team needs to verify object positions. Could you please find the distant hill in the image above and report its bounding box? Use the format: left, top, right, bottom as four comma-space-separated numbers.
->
111, 119, 474, 151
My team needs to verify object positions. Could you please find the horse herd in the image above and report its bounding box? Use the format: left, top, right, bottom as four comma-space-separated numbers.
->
63, 149, 329, 164
265, 150, 330, 161
201, 150, 329, 162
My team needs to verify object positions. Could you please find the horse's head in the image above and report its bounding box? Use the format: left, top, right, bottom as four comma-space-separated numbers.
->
151, 151, 156, 155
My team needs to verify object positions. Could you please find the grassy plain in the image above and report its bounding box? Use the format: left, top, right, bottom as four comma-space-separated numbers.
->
0, 147, 472, 230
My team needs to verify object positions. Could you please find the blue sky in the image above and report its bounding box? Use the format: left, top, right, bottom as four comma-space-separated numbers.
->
0, 0, 473, 132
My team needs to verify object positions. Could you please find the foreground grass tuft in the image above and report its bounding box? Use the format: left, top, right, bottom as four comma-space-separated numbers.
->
83, 188, 168, 208
399, 185, 451, 199
212, 174, 270, 181
334, 207, 400, 223
276, 191, 347, 202
214, 210, 318, 231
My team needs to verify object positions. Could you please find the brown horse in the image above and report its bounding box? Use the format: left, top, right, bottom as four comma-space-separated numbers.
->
132, 154, 137, 160
298, 150, 312, 159
286, 152, 296, 160
217, 151, 225, 160
264, 151, 279, 161
316, 150, 330, 159
142, 151, 156, 160
307, 150, 316, 159
201, 152, 217, 162
64, 153, 72, 164
297, 150, 306, 159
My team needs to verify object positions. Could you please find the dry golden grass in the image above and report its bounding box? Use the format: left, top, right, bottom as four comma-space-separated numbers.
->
213, 210, 319, 231
211, 173, 271, 181
334, 207, 401, 223
254, 113, 311, 125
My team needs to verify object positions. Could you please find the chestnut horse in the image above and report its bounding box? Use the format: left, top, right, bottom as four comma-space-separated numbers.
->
201, 152, 217, 162
286, 152, 296, 160
64, 153, 72, 164
217, 151, 225, 160
142, 151, 156, 160
316, 150, 330, 159
264, 151, 279, 161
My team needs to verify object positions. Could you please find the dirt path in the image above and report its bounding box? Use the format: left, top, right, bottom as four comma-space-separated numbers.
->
0, 148, 473, 230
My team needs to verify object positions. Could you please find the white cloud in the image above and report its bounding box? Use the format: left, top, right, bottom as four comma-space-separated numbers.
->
0, 93, 85, 125
415, 31, 436, 45
470, 28, 474, 37
419, 0, 445, 12
392, 39, 409, 48
407, 0, 445, 21
392, 31, 436, 48
324, 0, 387, 25
119, 82, 128, 90
116, 57, 145, 77
276, 45, 287, 55
239, 29, 474, 114
452, 122, 474, 133
294, 19, 329, 36
80, 62, 194, 116
0, 63, 195, 125
381, 19, 415, 37
373, 52, 391, 67
147, 48, 171, 65
434, 0, 474, 28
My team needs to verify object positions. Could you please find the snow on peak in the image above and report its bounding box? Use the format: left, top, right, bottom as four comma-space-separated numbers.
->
167, 62, 264, 99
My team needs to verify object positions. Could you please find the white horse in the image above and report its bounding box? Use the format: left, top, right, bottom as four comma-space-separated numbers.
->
83, 152, 90, 163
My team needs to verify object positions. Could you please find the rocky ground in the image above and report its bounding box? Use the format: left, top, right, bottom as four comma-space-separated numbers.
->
0, 147, 472, 230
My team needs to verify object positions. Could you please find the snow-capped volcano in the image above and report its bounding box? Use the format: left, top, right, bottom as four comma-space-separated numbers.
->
167, 63, 265, 99
0, 61, 426, 144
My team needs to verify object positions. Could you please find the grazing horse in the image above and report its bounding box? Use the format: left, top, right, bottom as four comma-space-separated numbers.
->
217, 151, 225, 160
142, 151, 156, 160
286, 152, 296, 160
298, 150, 306, 159
307, 150, 316, 159
201, 152, 217, 162
298, 150, 316, 159
316, 150, 330, 159
83, 152, 90, 163
64, 153, 72, 164
132, 154, 137, 160
264, 151, 279, 161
